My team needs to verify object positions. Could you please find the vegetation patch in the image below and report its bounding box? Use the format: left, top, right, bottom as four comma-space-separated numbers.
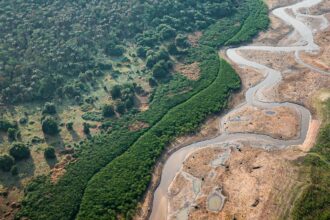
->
11, 0, 269, 219
291, 99, 330, 220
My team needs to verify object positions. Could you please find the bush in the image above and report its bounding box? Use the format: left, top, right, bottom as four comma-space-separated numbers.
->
158, 24, 176, 40
11, 165, 19, 176
102, 105, 115, 117
175, 34, 189, 48
111, 85, 122, 99
9, 142, 30, 160
0, 119, 17, 132
66, 121, 74, 130
43, 102, 57, 115
0, 155, 14, 172
44, 147, 56, 159
136, 47, 147, 58
8, 128, 18, 141
83, 123, 90, 135
105, 43, 126, 56
42, 117, 59, 135
116, 102, 126, 115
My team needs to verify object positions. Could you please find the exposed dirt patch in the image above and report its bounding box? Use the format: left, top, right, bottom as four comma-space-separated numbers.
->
300, 29, 330, 72
136, 95, 150, 112
188, 32, 202, 47
266, 0, 300, 10
224, 105, 301, 140
175, 62, 201, 81
50, 155, 77, 183
128, 121, 149, 131
168, 144, 307, 220
264, 70, 330, 112
240, 50, 297, 72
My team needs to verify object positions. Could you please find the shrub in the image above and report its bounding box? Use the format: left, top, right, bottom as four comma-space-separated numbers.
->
11, 165, 19, 176
44, 147, 56, 159
102, 105, 115, 117
43, 102, 57, 115
0, 155, 14, 172
105, 43, 126, 56
111, 85, 122, 99
66, 121, 74, 130
0, 119, 17, 132
136, 47, 147, 58
83, 123, 90, 135
8, 128, 18, 141
9, 142, 30, 160
116, 102, 126, 115
42, 117, 59, 135
175, 34, 189, 48
158, 24, 176, 40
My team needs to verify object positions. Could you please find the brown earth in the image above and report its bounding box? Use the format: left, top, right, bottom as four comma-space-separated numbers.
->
265, 70, 330, 113
187, 32, 202, 47
168, 144, 307, 220
164, 1, 330, 220
175, 62, 201, 81
300, 29, 330, 72
224, 105, 300, 140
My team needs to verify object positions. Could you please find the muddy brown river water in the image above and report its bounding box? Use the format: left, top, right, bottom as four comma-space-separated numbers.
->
150, 0, 329, 219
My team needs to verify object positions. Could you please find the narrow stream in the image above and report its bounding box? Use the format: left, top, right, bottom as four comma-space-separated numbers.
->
150, 0, 329, 219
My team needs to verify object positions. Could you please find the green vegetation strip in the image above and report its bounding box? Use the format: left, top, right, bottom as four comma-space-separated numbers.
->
291, 100, 330, 220
77, 59, 239, 219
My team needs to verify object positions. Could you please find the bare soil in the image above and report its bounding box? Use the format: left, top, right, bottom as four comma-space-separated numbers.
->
175, 62, 201, 81
168, 144, 307, 220
224, 105, 300, 140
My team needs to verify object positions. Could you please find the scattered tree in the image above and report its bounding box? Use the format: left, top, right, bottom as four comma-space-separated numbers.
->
102, 105, 115, 117
0, 154, 14, 172
111, 85, 122, 99
11, 165, 19, 176
83, 122, 90, 135
9, 142, 30, 160
44, 147, 56, 159
43, 102, 57, 115
66, 121, 74, 130
42, 117, 59, 135
8, 128, 18, 141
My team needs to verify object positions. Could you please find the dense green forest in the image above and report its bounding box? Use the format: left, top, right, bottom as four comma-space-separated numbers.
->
292, 100, 330, 220
0, 0, 270, 219
1, 0, 235, 104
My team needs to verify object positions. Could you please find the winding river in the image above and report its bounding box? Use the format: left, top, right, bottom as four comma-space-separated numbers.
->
150, 0, 329, 219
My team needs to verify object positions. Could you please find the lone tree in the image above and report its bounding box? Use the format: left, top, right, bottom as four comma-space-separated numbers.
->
44, 147, 56, 159
102, 104, 115, 117
0, 154, 14, 172
42, 116, 59, 135
9, 142, 30, 160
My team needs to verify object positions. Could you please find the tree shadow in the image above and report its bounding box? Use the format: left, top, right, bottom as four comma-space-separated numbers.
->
45, 157, 58, 169
69, 129, 81, 142
44, 133, 65, 150
0, 156, 36, 190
